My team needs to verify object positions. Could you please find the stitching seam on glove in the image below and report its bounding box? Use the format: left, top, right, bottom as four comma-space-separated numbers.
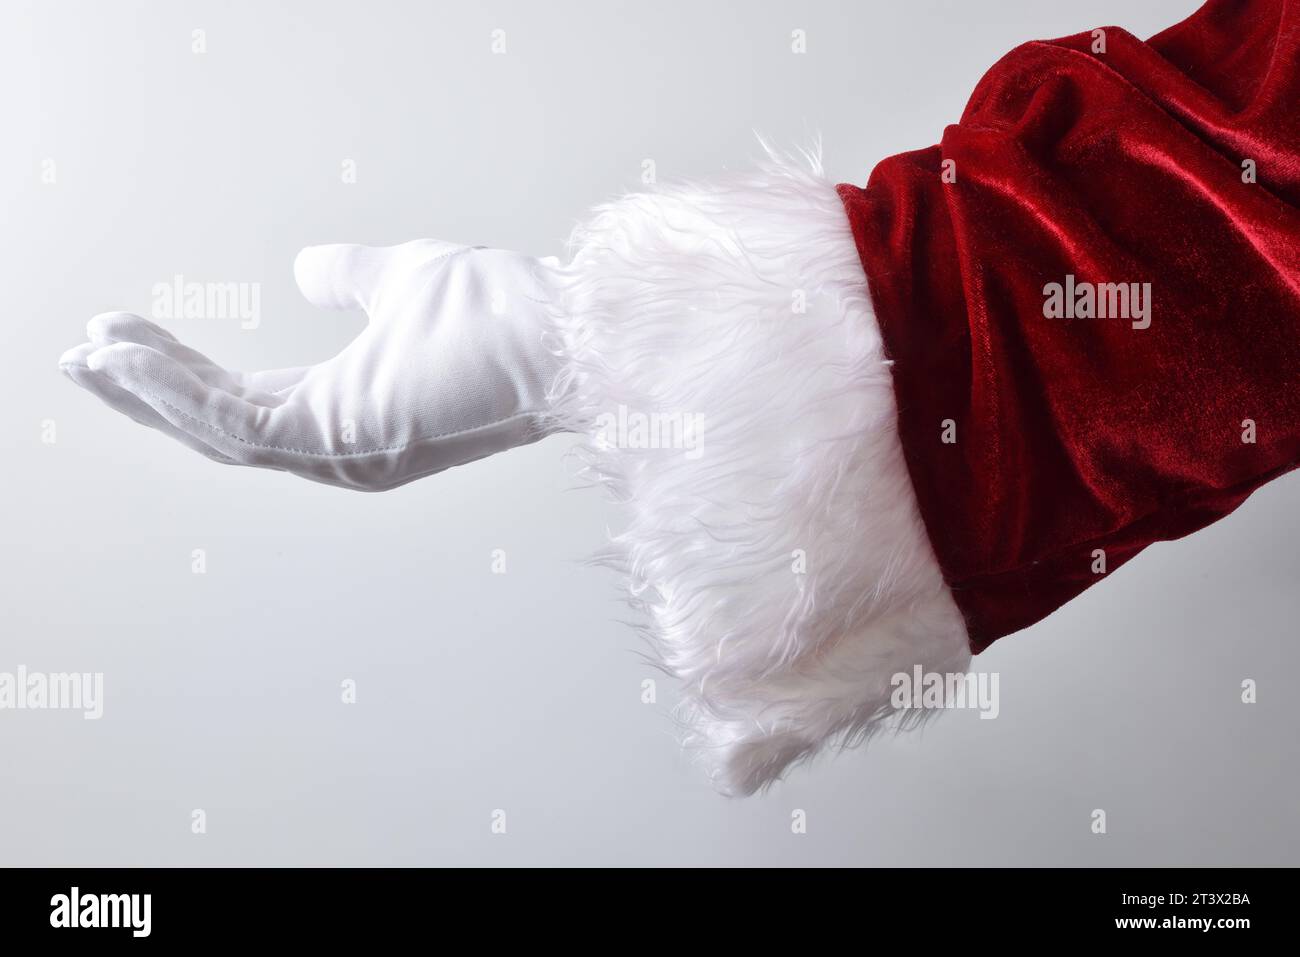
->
140, 394, 546, 457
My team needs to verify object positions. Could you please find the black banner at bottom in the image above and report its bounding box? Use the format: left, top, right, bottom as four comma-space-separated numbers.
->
0, 866, 1284, 942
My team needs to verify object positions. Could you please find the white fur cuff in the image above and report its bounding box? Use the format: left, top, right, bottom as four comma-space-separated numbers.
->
548, 146, 970, 794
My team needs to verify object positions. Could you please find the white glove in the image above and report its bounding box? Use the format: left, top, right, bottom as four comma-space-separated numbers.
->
59, 241, 562, 491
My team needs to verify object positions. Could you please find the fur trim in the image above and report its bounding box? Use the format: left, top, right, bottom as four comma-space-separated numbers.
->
546, 145, 970, 795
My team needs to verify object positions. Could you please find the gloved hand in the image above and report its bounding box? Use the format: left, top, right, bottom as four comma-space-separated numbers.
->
59, 241, 562, 490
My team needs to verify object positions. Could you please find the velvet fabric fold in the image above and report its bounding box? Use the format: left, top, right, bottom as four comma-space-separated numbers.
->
839, 0, 1300, 651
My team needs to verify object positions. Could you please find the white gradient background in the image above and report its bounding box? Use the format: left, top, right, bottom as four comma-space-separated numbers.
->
2, 0, 1297, 866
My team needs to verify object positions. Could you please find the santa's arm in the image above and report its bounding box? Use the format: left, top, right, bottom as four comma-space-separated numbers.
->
61, 0, 1300, 793
838, 0, 1300, 653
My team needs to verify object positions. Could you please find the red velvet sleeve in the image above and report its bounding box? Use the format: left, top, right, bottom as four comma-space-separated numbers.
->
838, 0, 1300, 651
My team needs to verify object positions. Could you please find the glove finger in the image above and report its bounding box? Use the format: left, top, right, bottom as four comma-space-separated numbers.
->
86, 311, 180, 345
293, 244, 391, 313
87, 311, 296, 407
59, 343, 239, 464
88, 311, 229, 379
293, 239, 461, 314
86, 341, 308, 468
